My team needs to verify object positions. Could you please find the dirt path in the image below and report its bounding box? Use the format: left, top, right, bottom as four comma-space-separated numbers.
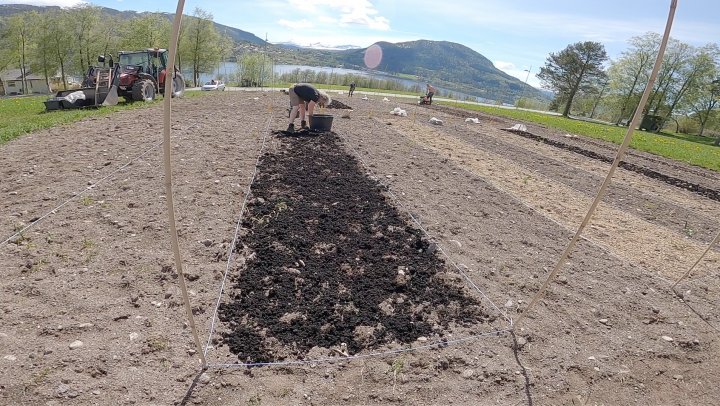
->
1, 91, 718, 405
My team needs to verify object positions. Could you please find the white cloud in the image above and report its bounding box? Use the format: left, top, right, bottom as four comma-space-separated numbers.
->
0, 0, 86, 6
340, 12, 389, 31
495, 60, 540, 88
272, 31, 414, 50
337, 1, 390, 30
407, 0, 655, 47
278, 19, 315, 30
284, 0, 391, 31
494, 61, 516, 71
317, 15, 337, 25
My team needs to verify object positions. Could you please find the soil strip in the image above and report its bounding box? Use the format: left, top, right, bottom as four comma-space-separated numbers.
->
217, 130, 495, 364
502, 129, 720, 202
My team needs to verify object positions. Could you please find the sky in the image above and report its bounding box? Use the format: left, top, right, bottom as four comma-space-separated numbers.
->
2, 0, 719, 88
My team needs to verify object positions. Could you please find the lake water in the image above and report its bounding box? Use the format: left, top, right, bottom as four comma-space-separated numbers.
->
193, 63, 482, 101
197, 63, 420, 89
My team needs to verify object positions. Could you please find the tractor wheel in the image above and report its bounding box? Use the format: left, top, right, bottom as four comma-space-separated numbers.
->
131, 79, 155, 102
170, 73, 185, 98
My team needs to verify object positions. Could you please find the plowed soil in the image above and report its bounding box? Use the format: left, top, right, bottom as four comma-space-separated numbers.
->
1, 90, 718, 406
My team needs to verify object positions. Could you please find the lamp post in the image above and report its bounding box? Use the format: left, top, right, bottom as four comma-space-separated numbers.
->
524, 66, 532, 84
520, 65, 532, 109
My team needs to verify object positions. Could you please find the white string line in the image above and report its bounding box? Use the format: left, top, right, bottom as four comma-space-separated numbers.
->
431, 104, 720, 331
438, 109, 720, 324
204, 114, 274, 358
430, 106, 720, 295
204, 102, 510, 367
449, 133, 702, 286
368, 102, 685, 319
401, 106, 702, 288
206, 328, 511, 368
672, 229, 720, 289
1, 139, 163, 247
337, 132, 512, 326
684, 269, 720, 284
462, 124, 720, 236
515, 0, 677, 328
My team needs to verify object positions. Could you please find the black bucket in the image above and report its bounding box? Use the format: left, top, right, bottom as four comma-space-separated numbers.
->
311, 114, 334, 131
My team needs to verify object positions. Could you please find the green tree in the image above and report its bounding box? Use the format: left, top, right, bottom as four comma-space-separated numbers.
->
69, 5, 102, 74
179, 8, 221, 87
684, 74, 720, 137
2, 13, 34, 94
45, 9, 75, 90
175, 15, 188, 73
653, 44, 719, 129
237, 52, 273, 87
96, 15, 121, 64
0, 17, 17, 83
214, 31, 234, 80
119, 13, 171, 51
29, 12, 61, 93
538, 41, 608, 117
608, 32, 659, 124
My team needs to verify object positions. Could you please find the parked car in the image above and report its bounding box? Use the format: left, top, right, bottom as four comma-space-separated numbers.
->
201, 80, 225, 91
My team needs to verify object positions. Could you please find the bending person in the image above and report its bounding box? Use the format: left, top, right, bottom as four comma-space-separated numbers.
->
425, 83, 436, 103
349, 82, 356, 97
287, 83, 331, 132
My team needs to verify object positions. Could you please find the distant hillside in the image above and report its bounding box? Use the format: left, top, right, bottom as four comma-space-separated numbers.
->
272, 40, 545, 103
0, 4, 267, 45
0, 3, 57, 16
1, 5, 542, 103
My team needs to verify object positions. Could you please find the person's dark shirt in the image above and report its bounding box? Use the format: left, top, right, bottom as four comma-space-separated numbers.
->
293, 83, 320, 102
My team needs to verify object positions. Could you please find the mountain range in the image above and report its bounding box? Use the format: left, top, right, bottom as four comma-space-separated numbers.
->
0, 4, 267, 45
0, 4, 546, 103
324, 40, 543, 102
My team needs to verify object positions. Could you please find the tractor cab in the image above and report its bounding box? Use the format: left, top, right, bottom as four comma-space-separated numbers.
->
119, 49, 166, 75
114, 48, 183, 102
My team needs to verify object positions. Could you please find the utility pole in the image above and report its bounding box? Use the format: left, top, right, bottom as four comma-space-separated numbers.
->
520, 65, 532, 108
524, 65, 532, 85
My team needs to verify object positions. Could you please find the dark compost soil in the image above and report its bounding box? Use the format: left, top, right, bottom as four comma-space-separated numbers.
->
217, 131, 493, 363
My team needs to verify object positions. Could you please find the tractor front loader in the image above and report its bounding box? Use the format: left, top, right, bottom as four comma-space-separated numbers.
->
44, 48, 184, 111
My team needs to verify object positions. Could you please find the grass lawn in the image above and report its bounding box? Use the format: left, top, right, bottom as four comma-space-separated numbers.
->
0, 90, 207, 145
444, 102, 720, 172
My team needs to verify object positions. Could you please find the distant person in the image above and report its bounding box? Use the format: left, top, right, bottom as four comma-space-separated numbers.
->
349, 82, 356, 97
425, 83, 436, 101
286, 83, 331, 132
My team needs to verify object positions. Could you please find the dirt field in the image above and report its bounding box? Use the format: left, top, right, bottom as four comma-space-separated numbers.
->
1, 90, 718, 405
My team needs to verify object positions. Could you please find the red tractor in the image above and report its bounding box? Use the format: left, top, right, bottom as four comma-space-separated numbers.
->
45, 48, 185, 111
112, 48, 185, 102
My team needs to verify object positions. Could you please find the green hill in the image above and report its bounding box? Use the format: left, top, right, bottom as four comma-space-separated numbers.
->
273, 40, 545, 103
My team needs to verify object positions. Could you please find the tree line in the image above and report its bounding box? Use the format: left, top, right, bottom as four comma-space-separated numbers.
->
0, 5, 231, 90
233, 53, 423, 93
537, 33, 720, 142
0, 5, 424, 97
2, 6, 718, 141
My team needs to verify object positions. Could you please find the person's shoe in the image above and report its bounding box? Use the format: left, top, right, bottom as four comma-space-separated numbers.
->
300, 120, 308, 129
286, 123, 295, 132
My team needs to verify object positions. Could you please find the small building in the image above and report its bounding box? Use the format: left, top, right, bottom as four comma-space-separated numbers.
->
0, 69, 52, 95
